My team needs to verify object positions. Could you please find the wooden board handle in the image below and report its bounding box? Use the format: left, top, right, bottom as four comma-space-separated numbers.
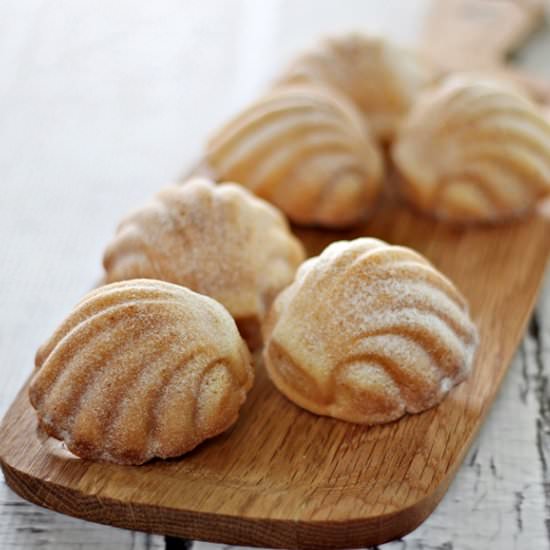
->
421, 0, 547, 71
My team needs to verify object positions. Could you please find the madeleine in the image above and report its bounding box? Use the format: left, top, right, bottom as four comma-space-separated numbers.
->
206, 85, 383, 228
30, 280, 254, 465
263, 238, 478, 424
393, 76, 550, 223
103, 178, 305, 346
278, 34, 434, 142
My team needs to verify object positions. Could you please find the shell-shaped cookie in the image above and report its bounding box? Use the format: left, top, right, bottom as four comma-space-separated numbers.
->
263, 238, 478, 425
103, 178, 305, 347
30, 280, 254, 465
392, 76, 550, 223
277, 34, 435, 142
205, 85, 384, 228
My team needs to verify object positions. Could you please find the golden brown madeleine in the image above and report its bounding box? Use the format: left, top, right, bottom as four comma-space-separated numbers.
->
103, 178, 305, 347
277, 34, 435, 142
30, 280, 254, 465
392, 75, 550, 223
263, 238, 478, 425
205, 85, 383, 228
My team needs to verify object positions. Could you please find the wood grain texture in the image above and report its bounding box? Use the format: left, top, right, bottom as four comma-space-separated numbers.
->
0, 2, 429, 547
421, 0, 550, 104
1, 194, 550, 549
421, 0, 547, 70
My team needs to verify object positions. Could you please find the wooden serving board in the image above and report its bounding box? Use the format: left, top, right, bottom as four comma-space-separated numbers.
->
1, 195, 550, 549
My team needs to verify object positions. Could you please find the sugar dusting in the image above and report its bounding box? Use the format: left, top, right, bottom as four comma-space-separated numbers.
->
205, 85, 383, 227
103, 179, 305, 343
30, 280, 254, 465
277, 34, 435, 141
264, 237, 479, 425
393, 77, 550, 222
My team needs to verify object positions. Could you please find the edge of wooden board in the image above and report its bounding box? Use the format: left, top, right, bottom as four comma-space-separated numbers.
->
1, 203, 549, 549
0, 399, 463, 550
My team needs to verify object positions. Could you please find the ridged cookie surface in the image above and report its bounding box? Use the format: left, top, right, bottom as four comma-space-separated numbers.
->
30, 280, 254, 464
103, 178, 305, 346
278, 34, 434, 142
206, 85, 383, 228
263, 238, 478, 424
393, 76, 550, 223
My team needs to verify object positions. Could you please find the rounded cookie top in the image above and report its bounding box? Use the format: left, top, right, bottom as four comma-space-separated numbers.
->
103, 178, 305, 345
30, 279, 254, 464
263, 238, 478, 425
206, 85, 383, 228
392, 75, 550, 223
278, 34, 435, 142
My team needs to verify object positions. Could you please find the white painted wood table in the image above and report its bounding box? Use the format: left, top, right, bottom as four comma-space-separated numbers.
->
1, 1, 550, 548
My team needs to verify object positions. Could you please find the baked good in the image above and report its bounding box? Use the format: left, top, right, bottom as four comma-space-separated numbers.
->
103, 178, 305, 346
205, 85, 383, 228
30, 279, 254, 465
392, 76, 550, 223
277, 34, 434, 142
263, 238, 478, 424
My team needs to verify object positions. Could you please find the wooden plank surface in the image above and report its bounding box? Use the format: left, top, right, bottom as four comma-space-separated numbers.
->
2, 196, 550, 549
420, 0, 547, 69
1, 0, 550, 549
